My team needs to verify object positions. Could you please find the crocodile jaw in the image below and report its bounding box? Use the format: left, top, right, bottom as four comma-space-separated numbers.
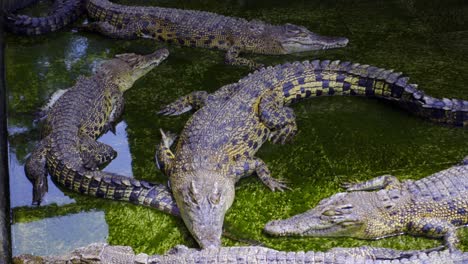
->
264, 192, 366, 238
281, 34, 349, 53
275, 23, 348, 53
102, 48, 169, 91
172, 174, 235, 248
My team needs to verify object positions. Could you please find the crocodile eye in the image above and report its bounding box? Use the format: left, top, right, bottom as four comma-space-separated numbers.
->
322, 210, 336, 216
209, 192, 221, 205
296, 32, 308, 38
186, 181, 199, 205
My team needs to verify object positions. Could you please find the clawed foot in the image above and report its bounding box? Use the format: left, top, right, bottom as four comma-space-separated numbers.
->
262, 177, 291, 192
269, 124, 297, 145
31, 175, 48, 206
158, 99, 193, 116
160, 129, 177, 147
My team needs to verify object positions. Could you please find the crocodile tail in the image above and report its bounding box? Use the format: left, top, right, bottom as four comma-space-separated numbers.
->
278, 60, 467, 127
47, 147, 179, 216
5, 0, 85, 35
86, 0, 125, 25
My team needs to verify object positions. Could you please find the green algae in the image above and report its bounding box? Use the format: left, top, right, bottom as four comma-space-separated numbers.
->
6, 0, 468, 256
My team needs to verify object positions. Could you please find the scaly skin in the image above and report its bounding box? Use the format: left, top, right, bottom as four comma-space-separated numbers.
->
83, 0, 348, 68
158, 60, 468, 249
5, 0, 85, 35
12, 243, 467, 264
24, 48, 180, 216
265, 157, 468, 251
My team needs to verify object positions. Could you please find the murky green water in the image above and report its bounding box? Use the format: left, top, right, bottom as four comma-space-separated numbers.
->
6, 0, 468, 256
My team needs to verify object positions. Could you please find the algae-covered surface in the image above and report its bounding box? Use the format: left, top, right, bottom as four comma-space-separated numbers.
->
6, 0, 468, 257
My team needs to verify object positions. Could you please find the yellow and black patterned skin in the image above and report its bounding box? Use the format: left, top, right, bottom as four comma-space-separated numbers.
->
24, 49, 180, 215
83, 0, 349, 68
5, 0, 86, 36
158, 60, 468, 249
265, 158, 468, 251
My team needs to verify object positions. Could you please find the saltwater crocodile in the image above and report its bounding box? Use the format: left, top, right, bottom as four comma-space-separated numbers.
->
5, 0, 349, 67
157, 60, 468, 248
265, 157, 468, 251
12, 242, 467, 263
5, 0, 85, 35
24, 48, 180, 216
82, 0, 348, 68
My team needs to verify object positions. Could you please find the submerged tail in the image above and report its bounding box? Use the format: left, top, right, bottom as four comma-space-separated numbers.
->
46, 144, 179, 216
5, 0, 85, 35
271, 60, 467, 127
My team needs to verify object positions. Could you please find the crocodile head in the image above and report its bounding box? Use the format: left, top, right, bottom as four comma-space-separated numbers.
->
97, 48, 169, 91
172, 171, 235, 248
264, 190, 401, 239
276, 23, 349, 53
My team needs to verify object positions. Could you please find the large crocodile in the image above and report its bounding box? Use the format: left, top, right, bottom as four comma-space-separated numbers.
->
82, 0, 348, 68
4, 0, 85, 35
157, 60, 468, 248
265, 157, 468, 251
5, 0, 349, 67
24, 48, 180, 216
12, 242, 467, 263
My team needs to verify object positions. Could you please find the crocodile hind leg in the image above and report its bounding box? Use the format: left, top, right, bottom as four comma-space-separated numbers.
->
225, 45, 263, 69
79, 136, 117, 170
24, 137, 51, 205
155, 129, 176, 176
79, 21, 139, 39
229, 157, 289, 191
407, 218, 460, 251
259, 90, 298, 145
342, 175, 403, 191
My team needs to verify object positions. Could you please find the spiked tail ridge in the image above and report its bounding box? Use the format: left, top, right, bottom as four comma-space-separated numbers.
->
274, 60, 467, 127
46, 141, 179, 216
5, 0, 85, 35
86, 0, 126, 26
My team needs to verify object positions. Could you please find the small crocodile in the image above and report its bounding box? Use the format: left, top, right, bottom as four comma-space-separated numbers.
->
264, 157, 468, 251
12, 243, 467, 264
157, 60, 468, 248
24, 48, 179, 215
82, 0, 349, 68
5, 0, 85, 35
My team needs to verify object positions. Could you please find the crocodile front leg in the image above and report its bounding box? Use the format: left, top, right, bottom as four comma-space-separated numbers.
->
407, 218, 460, 251
158, 91, 208, 116
342, 174, 403, 191
79, 136, 117, 170
230, 157, 289, 191
79, 21, 139, 39
225, 45, 263, 69
259, 90, 298, 144
158, 84, 241, 116
155, 129, 176, 176
24, 137, 51, 204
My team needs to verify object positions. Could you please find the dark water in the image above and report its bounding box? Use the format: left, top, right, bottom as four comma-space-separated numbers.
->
6, 0, 468, 256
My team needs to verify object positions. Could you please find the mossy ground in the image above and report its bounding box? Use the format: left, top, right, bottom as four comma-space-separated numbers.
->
6, 0, 468, 256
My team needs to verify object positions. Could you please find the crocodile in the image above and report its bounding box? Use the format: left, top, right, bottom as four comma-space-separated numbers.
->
81, 0, 349, 68
5, 0, 349, 67
12, 243, 467, 264
157, 60, 468, 249
264, 157, 468, 251
23, 48, 180, 216
4, 0, 85, 35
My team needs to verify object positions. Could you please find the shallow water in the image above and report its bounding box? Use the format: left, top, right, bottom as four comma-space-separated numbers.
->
6, 0, 468, 256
